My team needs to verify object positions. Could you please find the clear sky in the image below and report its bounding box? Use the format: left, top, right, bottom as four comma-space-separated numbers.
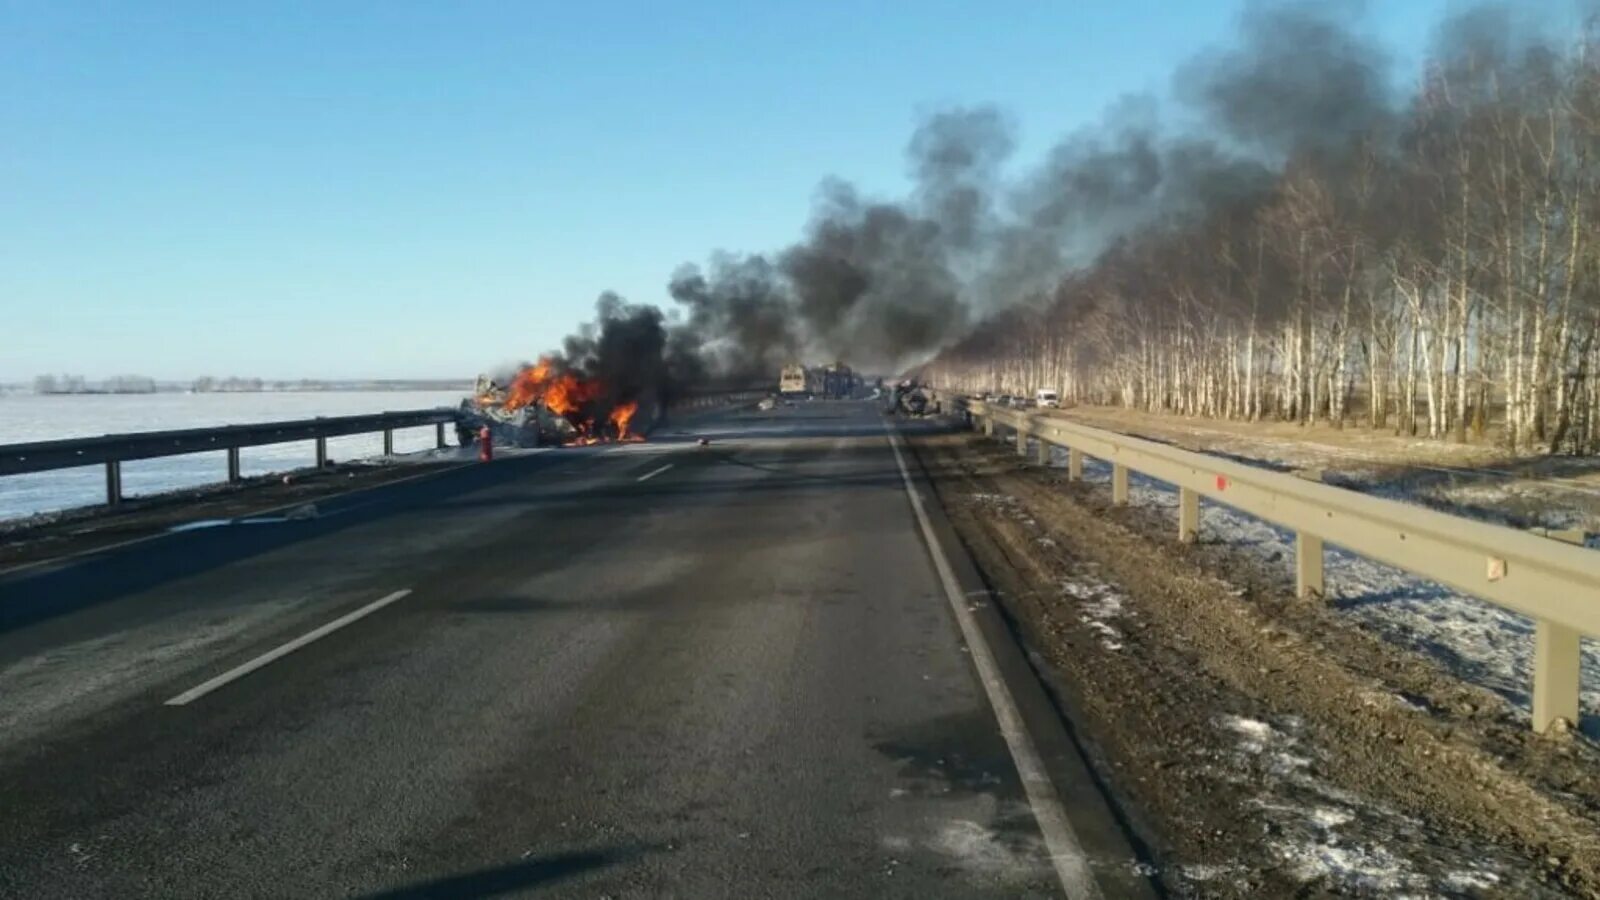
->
2, 1, 1455, 381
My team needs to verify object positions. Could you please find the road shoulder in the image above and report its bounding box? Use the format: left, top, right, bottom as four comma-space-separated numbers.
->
891, 420, 1160, 898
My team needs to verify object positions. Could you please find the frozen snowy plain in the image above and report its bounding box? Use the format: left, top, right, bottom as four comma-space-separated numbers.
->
0, 391, 464, 522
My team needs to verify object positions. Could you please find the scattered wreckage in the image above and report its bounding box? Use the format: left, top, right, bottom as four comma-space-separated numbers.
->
891, 381, 939, 417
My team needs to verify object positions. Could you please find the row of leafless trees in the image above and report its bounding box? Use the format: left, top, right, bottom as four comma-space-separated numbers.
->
925, 38, 1600, 455
33, 374, 156, 395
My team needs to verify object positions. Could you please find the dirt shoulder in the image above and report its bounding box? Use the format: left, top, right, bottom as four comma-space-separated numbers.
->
910, 429, 1600, 898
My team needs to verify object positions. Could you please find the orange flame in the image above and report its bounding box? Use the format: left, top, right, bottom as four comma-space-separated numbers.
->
501, 359, 555, 411
490, 358, 644, 444
544, 372, 600, 417
609, 400, 639, 440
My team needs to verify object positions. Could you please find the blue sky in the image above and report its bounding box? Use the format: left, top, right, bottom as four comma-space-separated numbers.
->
2, 1, 1455, 380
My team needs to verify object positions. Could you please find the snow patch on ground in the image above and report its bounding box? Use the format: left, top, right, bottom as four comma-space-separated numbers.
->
1444, 867, 1503, 890
1059, 575, 1129, 651
904, 809, 1049, 885
1211, 714, 1462, 893
1218, 715, 1311, 776
932, 819, 1042, 876
972, 483, 1139, 650
1178, 862, 1240, 882
969, 492, 1022, 509
1275, 840, 1415, 893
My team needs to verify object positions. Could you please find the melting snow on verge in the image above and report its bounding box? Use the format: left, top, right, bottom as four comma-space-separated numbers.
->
1060, 575, 1128, 651
1213, 714, 1503, 893
970, 492, 1133, 652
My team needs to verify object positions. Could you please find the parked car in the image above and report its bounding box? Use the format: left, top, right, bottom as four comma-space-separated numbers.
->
1035, 389, 1061, 408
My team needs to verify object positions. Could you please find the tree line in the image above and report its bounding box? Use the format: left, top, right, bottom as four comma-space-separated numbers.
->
33, 374, 156, 395
924, 28, 1600, 455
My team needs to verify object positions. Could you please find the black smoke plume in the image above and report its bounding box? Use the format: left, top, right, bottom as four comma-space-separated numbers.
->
668, 253, 799, 380
521, 2, 1553, 385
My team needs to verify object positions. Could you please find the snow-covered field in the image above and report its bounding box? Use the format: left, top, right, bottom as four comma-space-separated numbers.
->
1041, 441, 1600, 735
0, 391, 464, 522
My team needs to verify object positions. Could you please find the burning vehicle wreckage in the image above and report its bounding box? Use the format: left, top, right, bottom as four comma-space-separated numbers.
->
455, 360, 645, 448
890, 381, 939, 417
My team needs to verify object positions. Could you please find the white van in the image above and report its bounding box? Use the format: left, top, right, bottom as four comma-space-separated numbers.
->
1035, 389, 1060, 408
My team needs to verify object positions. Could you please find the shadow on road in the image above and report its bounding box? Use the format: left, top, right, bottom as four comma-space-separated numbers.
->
355, 845, 648, 899
0, 453, 563, 634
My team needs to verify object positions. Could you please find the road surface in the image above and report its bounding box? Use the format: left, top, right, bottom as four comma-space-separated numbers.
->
0, 401, 1148, 898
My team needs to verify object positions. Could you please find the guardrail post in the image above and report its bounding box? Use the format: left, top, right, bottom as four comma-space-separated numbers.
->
1532, 528, 1584, 734
105, 460, 122, 506
1533, 621, 1581, 735
1068, 447, 1083, 481
382, 429, 394, 457
315, 437, 328, 468
983, 418, 995, 438
226, 447, 241, 484
1111, 464, 1129, 505
1178, 487, 1199, 543
1035, 435, 1052, 466
1015, 426, 1028, 456
1295, 533, 1324, 600
435, 422, 446, 449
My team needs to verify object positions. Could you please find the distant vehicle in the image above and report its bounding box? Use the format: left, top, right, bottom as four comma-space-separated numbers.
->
996, 394, 1014, 407
1035, 389, 1060, 408
779, 364, 808, 395
817, 362, 859, 399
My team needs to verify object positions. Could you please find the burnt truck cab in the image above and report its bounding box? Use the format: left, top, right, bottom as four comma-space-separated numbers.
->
779, 364, 808, 396
456, 374, 578, 447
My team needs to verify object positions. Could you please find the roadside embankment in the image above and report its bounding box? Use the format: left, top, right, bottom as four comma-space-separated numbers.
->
910, 429, 1600, 897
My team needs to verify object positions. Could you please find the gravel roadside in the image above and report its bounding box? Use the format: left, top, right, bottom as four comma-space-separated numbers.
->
910, 429, 1600, 897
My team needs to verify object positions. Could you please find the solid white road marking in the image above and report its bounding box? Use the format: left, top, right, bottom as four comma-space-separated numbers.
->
164, 589, 413, 706
883, 424, 1103, 899
636, 463, 674, 482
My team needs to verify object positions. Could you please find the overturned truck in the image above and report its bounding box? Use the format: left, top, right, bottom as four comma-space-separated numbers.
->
891, 381, 939, 417
456, 365, 648, 448
455, 374, 580, 447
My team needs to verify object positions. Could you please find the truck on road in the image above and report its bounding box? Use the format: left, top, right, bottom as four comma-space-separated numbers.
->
779, 364, 808, 396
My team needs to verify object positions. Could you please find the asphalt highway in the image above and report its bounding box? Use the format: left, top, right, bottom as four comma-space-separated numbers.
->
0, 401, 1150, 898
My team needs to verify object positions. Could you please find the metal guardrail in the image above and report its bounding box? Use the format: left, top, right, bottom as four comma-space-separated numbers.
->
963, 399, 1600, 735
670, 390, 768, 411
0, 388, 769, 511
0, 408, 459, 506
